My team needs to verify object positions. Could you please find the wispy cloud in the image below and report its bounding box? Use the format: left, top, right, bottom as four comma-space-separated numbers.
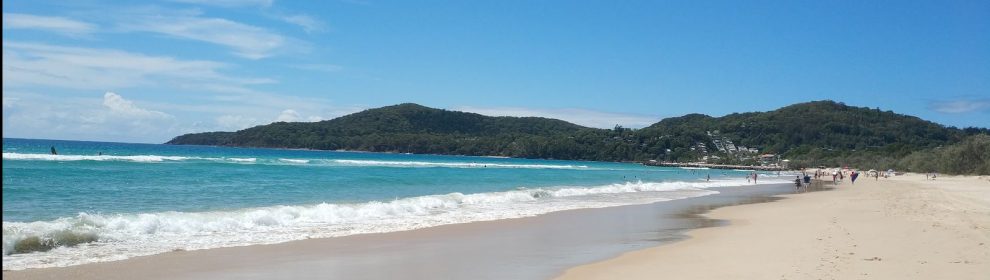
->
455, 106, 660, 129
171, 0, 274, 8
278, 14, 325, 33
2, 13, 96, 36
929, 98, 990, 114
3, 41, 272, 91
2, 90, 355, 142
172, 0, 326, 34
118, 13, 288, 59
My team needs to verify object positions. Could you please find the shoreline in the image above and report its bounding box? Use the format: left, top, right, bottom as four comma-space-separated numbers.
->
3, 183, 797, 279
642, 161, 787, 171
556, 173, 990, 279
7, 173, 985, 279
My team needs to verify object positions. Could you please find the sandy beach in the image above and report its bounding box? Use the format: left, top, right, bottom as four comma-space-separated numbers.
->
557, 173, 990, 280
5, 173, 987, 279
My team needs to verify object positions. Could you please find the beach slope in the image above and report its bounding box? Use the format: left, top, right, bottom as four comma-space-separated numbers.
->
557, 173, 990, 279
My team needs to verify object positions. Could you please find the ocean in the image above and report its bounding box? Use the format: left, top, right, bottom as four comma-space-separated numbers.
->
2, 138, 786, 271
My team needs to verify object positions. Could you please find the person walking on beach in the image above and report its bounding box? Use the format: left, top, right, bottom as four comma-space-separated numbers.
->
832, 171, 838, 185
850, 171, 859, 184
752, 173, 758, 184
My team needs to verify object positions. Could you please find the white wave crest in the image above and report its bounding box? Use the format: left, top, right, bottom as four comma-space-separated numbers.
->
330, 159, 589, 169
3, 152, 588, 170
226, 157, 257, 163
278, 158, 310, 164
1, 178, 786, 270
2, 152, 190, 162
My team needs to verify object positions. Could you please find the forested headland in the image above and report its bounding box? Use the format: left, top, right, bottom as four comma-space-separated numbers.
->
167, 101, 989, 175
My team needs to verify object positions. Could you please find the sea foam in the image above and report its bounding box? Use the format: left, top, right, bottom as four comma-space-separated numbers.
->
2, 152, 192, 162
3, 152, 591, 170
328, 159, 590, 169
1, 178, 784, 270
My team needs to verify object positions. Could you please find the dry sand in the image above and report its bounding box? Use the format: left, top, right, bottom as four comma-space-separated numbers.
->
557, 173, 990, 280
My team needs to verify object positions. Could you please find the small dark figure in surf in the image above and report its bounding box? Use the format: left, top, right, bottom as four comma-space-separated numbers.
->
50, 146, 57, 155
706, 173, 710, 182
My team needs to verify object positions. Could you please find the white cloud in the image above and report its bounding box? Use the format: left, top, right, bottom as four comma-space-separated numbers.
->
2, 13, 96, 36
274, 109, 301, 122
274, 109, 326, 123
171, 0, 274, 8
279, 14, 325, 33
455, 106, 660, 129
119, 13, 288, 59
103, 92, 172, 119
2, 92, 181, 143
930, 99, 990, 114
3, 41, 272, 91
216, 114, 261, 130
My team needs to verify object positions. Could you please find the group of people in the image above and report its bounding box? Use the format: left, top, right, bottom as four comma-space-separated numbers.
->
809, 168, 863, 185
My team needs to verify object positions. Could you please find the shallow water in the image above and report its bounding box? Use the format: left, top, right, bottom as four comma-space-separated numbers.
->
2, 138, 790, 270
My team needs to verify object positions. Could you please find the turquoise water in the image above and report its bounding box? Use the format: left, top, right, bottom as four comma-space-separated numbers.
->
2, 138, 781, 270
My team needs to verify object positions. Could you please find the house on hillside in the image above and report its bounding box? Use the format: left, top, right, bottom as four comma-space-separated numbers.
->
759, 154, 777, 166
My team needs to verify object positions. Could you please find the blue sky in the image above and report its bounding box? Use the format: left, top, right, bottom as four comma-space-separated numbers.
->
3, 0, 988, 143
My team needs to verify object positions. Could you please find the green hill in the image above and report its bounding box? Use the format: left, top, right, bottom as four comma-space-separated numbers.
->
637, 101, 975, 167
167, 101, 988, 173
168, 103, 607, 158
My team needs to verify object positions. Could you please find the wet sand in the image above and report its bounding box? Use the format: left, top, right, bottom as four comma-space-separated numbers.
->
3, 183, 797, 280
557, 173, 990, 280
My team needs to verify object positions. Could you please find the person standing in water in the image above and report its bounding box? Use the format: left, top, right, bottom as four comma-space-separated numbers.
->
706, 173, 711, 182
50, 146, 57, 155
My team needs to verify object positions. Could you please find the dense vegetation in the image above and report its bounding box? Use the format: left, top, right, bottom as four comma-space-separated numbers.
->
894, 134, 990, 175
167, 101, 989, 174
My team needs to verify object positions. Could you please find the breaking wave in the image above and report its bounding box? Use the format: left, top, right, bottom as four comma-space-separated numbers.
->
1, 178, 784, 270
2, 153, 591, 170
327, 159, 589, 169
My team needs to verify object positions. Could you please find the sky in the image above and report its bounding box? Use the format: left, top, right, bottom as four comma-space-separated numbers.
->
3, 0, 988, 143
